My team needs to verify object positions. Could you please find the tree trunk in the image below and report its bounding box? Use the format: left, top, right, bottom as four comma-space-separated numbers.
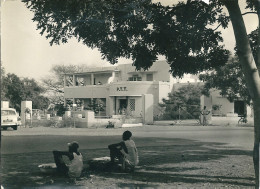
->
256, 0, 260, 70
224, 1, 260, 188
253, 98, 260, 188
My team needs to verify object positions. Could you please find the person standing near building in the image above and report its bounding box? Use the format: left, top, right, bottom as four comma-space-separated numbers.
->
201, 106, 210, 126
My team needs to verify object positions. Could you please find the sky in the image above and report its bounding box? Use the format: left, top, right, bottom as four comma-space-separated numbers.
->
1, 0, 258, 81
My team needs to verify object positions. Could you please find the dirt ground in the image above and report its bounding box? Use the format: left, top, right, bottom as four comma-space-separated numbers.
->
1, 125, 256, 188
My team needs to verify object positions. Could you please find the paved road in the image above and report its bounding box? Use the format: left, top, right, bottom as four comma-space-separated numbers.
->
1, 125, 254, 154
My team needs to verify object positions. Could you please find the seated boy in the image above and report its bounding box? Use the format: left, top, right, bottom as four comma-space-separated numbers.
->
53, 141, 83, 177
108, 131, 139, 170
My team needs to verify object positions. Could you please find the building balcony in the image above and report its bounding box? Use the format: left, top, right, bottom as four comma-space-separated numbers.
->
64, 84, 109, 99
64, 81, 170, 99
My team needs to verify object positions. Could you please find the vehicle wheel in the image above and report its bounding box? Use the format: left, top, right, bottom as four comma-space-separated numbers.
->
12, 126, 17, 130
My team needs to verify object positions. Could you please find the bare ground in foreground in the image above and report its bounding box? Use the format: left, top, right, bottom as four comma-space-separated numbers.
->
1, 126, 255, 188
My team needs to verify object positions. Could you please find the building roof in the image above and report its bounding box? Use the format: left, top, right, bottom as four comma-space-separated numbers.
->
64, 60, 168, 75
64, 66, 117, 75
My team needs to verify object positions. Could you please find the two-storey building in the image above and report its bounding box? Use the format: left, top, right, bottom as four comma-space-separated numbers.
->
63, 60, 174, 120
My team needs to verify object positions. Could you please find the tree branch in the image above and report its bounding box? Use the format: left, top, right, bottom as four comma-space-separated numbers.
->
213, 12, 256, 31
241, 12, 257, 16
213, 23, 222, 31
42, 79, 64, 93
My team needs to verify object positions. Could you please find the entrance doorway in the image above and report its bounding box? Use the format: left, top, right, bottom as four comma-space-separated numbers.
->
119, 99, 127, 114
234, 101, 246, 116
119, 99, 127, 109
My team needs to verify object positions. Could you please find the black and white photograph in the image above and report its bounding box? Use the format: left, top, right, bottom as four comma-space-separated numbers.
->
1, 0, 259, 188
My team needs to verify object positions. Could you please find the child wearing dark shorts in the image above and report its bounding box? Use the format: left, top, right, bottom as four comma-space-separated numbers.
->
53, 141, 83, 177
108, 131, 139, 170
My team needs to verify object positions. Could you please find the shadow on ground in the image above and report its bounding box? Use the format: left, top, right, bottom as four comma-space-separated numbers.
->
1, 137, 255, 188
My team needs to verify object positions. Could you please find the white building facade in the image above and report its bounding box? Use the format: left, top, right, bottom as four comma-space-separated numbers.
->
64, 61, 174, 121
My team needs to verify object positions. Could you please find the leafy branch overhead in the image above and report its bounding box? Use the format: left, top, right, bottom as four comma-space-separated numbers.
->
23, 0, 230, 77
199, 28, 259, 105
199, 56, 250, 104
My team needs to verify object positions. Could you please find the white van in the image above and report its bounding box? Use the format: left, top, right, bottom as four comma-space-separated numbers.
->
1, 108, 19, 130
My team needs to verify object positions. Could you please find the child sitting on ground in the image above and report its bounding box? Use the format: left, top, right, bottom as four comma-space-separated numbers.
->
108, 131, 139, 171
53, 141, 83, 177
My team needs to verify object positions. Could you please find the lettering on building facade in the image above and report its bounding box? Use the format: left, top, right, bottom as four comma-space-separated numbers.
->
117, 87, 128, 91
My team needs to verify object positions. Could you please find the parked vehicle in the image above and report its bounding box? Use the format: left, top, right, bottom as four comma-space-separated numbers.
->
1, 108, 19, 130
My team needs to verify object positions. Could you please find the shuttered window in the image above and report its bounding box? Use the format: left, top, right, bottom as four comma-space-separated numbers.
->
129, 99, 135, 111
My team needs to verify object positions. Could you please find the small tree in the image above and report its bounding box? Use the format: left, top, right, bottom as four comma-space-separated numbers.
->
1, 71, 49, 112
159, 84, 203, 120
42, 64, 90, 105
199, 56, 250, 104
2, 73, 25, 112
55, 104, 66, 116
87, 98, 105, 115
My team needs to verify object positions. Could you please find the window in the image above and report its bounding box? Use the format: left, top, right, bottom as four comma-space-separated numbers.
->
129, 99, 135, 111
115, 72, 119, 77
146, 74, 153, 81
76, 77, 85, 86
1, 110, 16, 115
66, 76, 74, 86
128, 74, 142, 81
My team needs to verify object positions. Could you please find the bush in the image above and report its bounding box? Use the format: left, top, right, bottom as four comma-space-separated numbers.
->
56, 104, 66, 116
26, 119, 55, 127
159, 84, 202, 120
27, 117, 74, 128
106, 121, 115, 128
58, 117, 74, 128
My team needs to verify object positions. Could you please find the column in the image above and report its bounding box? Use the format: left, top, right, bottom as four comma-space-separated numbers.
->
21, 101, 32, 126
72, 98, 76, 111
1, 101, 9, 108
64, 75, 67, 87
142, 94, 154, 124
91, 73, 94, 85
73, 75, 76, 86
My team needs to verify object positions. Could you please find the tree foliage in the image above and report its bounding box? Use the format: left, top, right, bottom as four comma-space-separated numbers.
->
22, 0, 229, 77
1, 65, 7, 100
246, 29, 258, 63
199, 29, 258, 105
87, 98, 106, 115
1, 73, 49, 112
42, 64, 90, 105
2, 74, 24, 111
199, 56, 250, 104
159, 84, 203, 120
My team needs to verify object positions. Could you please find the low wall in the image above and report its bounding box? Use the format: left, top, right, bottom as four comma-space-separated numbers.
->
211, 116, 254, 126
73, 117, 122, 128
65, 110, 143, 128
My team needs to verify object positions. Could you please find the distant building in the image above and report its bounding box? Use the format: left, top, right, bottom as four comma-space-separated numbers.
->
64, 60, 182, 119
64, 60, 251, 125
201, 89, 253, 118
